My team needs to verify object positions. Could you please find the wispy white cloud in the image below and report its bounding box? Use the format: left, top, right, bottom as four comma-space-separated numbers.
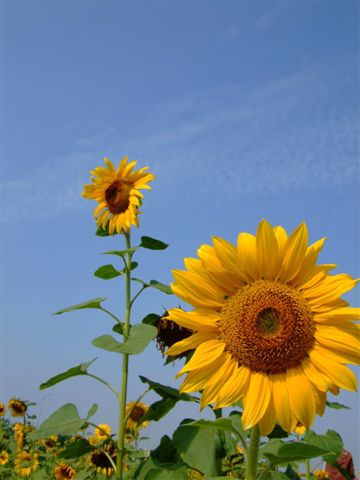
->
3, 59, 358, 221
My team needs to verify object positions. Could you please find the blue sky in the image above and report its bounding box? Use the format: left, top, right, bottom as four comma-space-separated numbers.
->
2, 0, 359, 466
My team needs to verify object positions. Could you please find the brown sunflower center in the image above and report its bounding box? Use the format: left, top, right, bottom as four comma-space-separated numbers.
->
105, 180, 132, 214
220, 280, 315, 374
130, 406, 145, 422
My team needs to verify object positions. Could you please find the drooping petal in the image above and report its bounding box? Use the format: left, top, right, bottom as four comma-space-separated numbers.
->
271, 373, 297, 432
242, 372, 271, 430
286, 366, 316, 428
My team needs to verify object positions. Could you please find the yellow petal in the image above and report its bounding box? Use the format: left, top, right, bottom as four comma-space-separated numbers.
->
212, 237, 247, 284
291, 238, 326, 287
180, 356, 225, 393
315, 327, 360, 363
172, 270, 224, 308
273, 225, 288, 254
305, 274, 359, 306
279, 223, 308, 283
200, 355, 236, 408
314, 307, 360, 323
301, 357, 330, 392
271, 373, 296, 432
286, 366, 316, 428
177, 339, 225, 375
166, 331, 215, 357
258, 395, 276, 436
256, 219, 280, 280
215, 366, 251, 408
242, 372, 271, 430
166, 308, 220, 331
309, 347, 358, 392
237, 233, 260, 281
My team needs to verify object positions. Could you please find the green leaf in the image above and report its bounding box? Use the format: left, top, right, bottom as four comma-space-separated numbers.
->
303, 429, 343, 463
265, 442, 330, 465
172, 420, 224, 477
140, 236, 169, 250
92, 324, 157, 355
60, 439, 95, 459
94, 264, 122, 279
103, 247, 138, 257
53, 298, 106, 315
268, 424, 289, 439
86, 403, 98, 420
145, 467, 188, 480
326, 401, 350, 410
142, 313, 161, 327
139, 376, 198, 402
92, 334, 124, 352
149, 280, 173, 295
263, 472, 290, 480
112, 323, 124, 335
39, 359, 97, 390
29, 404, 86, 440
140, 397, 178, 423
132, 277, 148, 286
185, 418, 240, 437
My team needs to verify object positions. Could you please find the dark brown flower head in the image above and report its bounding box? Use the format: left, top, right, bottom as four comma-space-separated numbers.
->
8, 399, 27, 417
156, 310, 192, 357
54, 462, 76, 480
91, 443, 116, 469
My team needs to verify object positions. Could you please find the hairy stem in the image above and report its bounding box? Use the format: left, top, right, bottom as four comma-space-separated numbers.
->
245, 425, 261, 480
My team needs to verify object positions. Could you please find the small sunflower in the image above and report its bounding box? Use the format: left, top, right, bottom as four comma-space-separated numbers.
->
0, 450, 9, 465
166, 220, 360, 435
54, 462, 76, 479
13, 423, 25, 449
14, 451, 39, 477
313, 470, 330, 480
95, 423, 112, 440
0, 403, 6, 416
294, 423, 307, 436
125, 401, 149, 430
8, 399, 27, 417
41, 435, 58, 451
91, 443, 116, 476
82, 156, 155, 234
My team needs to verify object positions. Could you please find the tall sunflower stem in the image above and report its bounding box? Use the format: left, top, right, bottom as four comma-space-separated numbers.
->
116, 231, 132, 480
245, 425, 261, 480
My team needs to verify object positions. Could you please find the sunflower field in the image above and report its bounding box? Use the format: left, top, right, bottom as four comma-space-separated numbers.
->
2, 157, 359, 480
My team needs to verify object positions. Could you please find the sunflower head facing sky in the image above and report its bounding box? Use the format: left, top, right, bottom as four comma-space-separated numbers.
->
82, 156, 155, 235
165, 219, 360, 435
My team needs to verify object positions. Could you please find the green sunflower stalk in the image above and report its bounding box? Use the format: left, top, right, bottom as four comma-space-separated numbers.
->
82, 156, 155, 479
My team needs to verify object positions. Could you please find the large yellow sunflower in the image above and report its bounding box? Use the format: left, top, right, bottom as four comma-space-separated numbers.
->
166, 220, 360, 435
82, 156, 155, 234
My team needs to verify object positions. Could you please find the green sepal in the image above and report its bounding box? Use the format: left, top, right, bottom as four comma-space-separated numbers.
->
139, 376, 198, 402
60, 439, 95, 459
29, 404, 87, 440
142, 313, 161, 327
96, 223, 113, 236
53, 298, 106, 315
94, 264, 123, 279
92, 324, 157, 355
326, 401, 350, 410
140, 236, 169, 250
39, 359, 97, 390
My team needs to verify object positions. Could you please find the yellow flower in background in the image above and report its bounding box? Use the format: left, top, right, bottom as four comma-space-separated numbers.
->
8, 399, 27, 417
125, 401, 149, 430
54, 462, 76, 479
0, 450, 9, 465
82, 156, 155, 234
14, 451, 39, 477
295, 422, 307, 436
166, 219, 360, 435
0, 403, 6, 416
95, 423, 112, 440
313, 470, 330, 480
